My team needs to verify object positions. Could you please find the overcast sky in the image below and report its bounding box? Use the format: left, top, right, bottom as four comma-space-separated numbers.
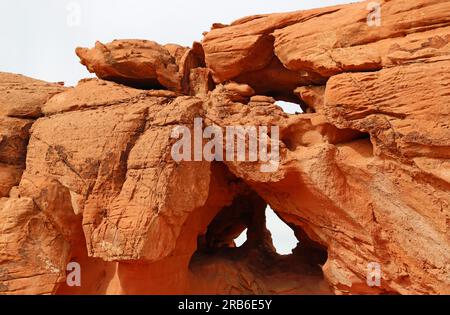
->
0, 0, 355, 254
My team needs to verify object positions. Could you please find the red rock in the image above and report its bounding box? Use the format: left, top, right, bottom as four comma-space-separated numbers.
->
1, 0, 449, 296
0, 197, 72, 294
323, 59, 450, 159
76, 40, 205, 94
0, 164, 22, 197
0, 72, 67, 118
274, 0, 450, 76
0, 74, 61, 198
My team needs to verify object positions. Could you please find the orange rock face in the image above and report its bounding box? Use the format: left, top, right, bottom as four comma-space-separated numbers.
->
1, 0, 449, 295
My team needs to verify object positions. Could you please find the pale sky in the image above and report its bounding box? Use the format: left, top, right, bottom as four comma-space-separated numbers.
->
0, 0, 354, 254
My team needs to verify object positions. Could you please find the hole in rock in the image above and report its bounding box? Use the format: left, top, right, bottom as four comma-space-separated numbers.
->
275, 100, 304, 115
265, 207, 298, 255
193, 190, 327, 263
198, 191, 268, 252
190, 184, 330, 294
234, 228, 247, 247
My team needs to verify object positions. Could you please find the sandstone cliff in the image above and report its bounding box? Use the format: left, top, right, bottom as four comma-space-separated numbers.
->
0, 0, 449, 295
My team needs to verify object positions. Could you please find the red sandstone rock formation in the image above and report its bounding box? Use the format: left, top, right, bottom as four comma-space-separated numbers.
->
1, 0, 449, 295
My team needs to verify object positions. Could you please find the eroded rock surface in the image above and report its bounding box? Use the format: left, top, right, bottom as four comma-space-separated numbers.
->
76, 40, 205, 94
1, 0, 449, 295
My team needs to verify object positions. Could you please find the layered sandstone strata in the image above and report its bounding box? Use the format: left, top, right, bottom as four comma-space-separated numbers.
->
0, 0, 449, 295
